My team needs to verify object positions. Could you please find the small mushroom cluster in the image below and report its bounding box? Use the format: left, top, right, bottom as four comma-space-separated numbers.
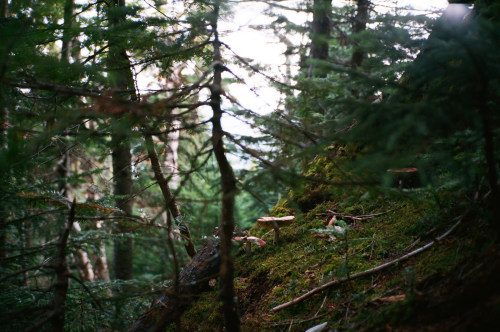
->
233, 235, 266, 256
233, 215, 295, 256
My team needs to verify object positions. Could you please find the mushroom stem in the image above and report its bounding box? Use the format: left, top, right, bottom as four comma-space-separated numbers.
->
245, 241, 252, 256
272, 220, 280, 244
273, 228, 280, 245
257, 216, 294, 245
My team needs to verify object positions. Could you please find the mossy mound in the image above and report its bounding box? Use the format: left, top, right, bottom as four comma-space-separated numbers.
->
180, 158, 500, 331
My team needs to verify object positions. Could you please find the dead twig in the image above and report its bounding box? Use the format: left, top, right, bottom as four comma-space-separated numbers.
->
319, 208, 398, 222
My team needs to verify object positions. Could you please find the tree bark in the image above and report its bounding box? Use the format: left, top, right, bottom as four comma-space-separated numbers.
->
61, 0, 74, 62
127, 241, 220, 332
209, 5, 241, 331
82, 156, 111, 281
0, 104, 7, 260
0, 0, 8, 18
51, 200, 76, 332
111, 133, 134, 280
350, 0, 370, 67
58, 0, 96, 282
108, 0, 136, 280
94, 239, 111, 281
145, 134, 196, 258
308, 0, 332, 77
72, 222, 95, 281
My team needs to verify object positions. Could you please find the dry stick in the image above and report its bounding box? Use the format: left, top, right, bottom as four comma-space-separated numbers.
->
322, 208, 398, 221
144, 133, 196, 258
271, 212, 467, 312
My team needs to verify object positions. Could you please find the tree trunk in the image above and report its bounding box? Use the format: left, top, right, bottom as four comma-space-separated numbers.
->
108, 0, 136, 280
58, 0, 96, 282
162, 119, 181, 188
308, 0, 332, 77
0, 0, 8, 18
127, 241, 220, 332
81, 156, 111, 281
50, 200, 75, 332
61, 0, 73, 62
351, 0, 370, 67
209, 5, 241, 331
0, 105, 7, 260
94, 237, 111, 281
111, 133, 134, 280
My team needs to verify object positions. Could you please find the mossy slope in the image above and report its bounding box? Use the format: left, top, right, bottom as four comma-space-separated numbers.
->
180, 158, 500, 331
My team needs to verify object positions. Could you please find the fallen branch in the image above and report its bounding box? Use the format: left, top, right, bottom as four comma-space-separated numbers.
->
318, 208, 398, 222
271, 212, 467, 312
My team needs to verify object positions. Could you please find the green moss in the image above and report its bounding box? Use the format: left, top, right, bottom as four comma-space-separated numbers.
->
181, 157, 490, 331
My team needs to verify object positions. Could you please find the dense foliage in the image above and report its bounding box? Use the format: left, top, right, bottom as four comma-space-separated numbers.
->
0, 0, 498, 331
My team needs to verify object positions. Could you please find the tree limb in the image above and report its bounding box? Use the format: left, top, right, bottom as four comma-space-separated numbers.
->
144, 133, 196, 258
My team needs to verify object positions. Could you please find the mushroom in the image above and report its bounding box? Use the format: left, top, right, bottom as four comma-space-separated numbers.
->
234, 236, 266, 256
256, 216, 295, 244
387, 167, 419, 188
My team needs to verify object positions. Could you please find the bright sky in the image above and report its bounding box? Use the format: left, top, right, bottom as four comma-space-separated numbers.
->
217, 0, 450, 136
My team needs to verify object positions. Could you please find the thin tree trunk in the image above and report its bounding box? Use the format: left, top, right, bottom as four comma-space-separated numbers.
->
0, 0, 8, 18
108, 0, 136, 280
94, 238, 111, 281
161, 119, 181, 188
111, 132, 134, 280
51, 200, 76, 332
81, 156, 111, 281
0, 105, 7, 259
72, 223, 95, 281
145, 134, 196, 258
209, 5, 241, 331
61, 0, 73, 62
350, 0, 370, 67
308, 0, 332, 77
58, 0, 96, 282
57, 0, 73, 198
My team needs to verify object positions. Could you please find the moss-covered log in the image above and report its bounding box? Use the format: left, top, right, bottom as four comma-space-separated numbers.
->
127, 241, 220, 332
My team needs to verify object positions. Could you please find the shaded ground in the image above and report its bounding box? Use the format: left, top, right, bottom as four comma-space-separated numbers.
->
179, 174, 500, 331
372, 247, 500, 332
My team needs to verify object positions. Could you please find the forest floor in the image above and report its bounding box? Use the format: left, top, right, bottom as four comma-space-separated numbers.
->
177, 172, 500, 331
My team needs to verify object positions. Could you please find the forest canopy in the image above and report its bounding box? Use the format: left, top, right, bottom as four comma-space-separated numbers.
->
0, 0, 498, 331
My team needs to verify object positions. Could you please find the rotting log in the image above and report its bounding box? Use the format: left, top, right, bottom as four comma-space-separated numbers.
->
127, 241, 220, 332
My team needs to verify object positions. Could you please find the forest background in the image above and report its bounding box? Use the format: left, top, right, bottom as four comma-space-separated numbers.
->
0, 0, 499, 331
